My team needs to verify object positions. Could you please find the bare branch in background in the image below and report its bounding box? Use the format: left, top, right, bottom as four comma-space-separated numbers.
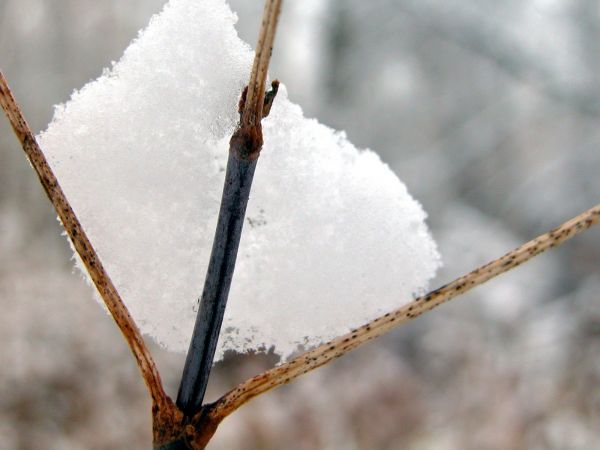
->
399, 0, 600, 117
204, 203, 600, 422
0, 71, 181, 446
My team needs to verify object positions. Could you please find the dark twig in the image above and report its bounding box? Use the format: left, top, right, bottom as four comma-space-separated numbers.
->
176, 148, 258, 415
176, 0, 283, 418
0, 72, 182, 446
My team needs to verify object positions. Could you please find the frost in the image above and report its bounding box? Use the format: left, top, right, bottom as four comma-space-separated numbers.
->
37, 0, 441, 361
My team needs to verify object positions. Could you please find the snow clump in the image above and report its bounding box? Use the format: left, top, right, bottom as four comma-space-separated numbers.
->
38, 0, 441, 361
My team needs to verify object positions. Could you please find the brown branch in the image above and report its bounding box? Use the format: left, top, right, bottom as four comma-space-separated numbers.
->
241, 0, 283, 129
0, 71, 181, 445
204, 203, 600, 423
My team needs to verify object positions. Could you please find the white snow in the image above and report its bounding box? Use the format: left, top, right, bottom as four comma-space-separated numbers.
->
37, 0, 441, 361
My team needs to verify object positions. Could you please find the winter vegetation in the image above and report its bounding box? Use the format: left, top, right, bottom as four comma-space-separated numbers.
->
1, 0, 599, 448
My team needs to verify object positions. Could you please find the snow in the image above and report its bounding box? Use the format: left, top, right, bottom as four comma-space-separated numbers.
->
37, 0, 441, 361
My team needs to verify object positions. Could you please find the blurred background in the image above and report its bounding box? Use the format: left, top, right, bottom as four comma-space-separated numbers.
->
1, 0, 600, 448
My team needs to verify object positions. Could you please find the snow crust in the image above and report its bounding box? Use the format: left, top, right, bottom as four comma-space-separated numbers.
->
38, 0, 441, 360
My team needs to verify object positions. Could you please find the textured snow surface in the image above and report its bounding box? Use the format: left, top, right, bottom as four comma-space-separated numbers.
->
38, 0, 441, 360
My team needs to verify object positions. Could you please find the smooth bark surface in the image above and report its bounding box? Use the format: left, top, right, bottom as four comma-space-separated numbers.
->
177, 153, 257, 415
175, 0, 283, 423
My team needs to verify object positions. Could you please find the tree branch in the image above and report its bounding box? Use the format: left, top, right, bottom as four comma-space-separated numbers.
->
204, 203, 600, 422
0, 71, 181, 446
241, 0, 283, 129
175, 0, 283, 419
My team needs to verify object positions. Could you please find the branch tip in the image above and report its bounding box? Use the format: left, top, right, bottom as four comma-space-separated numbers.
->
241, 0, 283, 128
262, 79, 280, 118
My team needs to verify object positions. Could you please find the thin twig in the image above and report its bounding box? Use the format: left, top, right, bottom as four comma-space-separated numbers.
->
0, 71, 181, 445
241, 0, 283, 129
204, 203, 600, 421
175, 0, 283, 419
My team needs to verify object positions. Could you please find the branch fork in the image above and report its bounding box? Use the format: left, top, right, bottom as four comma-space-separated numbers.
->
2, 0, 599, 448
